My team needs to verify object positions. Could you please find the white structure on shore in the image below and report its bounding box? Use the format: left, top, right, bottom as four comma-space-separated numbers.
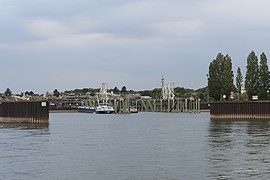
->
97, 82, 109, 102
161, 76, 175, 100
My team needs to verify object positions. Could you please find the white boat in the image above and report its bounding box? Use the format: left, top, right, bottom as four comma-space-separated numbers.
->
95, 104, 115, 114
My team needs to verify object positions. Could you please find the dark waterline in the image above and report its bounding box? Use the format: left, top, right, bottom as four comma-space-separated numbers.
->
1, 112, 270, 179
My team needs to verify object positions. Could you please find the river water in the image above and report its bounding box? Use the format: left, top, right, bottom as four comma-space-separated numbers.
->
1, 112, 270, 179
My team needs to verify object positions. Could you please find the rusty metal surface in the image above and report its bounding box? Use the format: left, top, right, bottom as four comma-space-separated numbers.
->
210, 101, 270, 119
0, 101, 49, 123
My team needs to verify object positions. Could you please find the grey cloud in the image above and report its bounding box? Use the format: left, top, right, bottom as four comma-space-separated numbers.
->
1, 0, 270, 93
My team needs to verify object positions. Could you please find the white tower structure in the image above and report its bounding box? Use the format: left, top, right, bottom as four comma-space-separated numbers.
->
161, 76, 175, 100
98, 82, 109, 102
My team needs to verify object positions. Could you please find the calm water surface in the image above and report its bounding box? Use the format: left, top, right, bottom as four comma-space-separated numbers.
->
1, 112, 270, 179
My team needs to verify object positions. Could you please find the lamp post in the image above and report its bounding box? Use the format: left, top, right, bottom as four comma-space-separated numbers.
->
223, 95, 226, 101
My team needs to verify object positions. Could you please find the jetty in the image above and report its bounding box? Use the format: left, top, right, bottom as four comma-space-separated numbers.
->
75, 98, 201, 113
49, 81, 202, 113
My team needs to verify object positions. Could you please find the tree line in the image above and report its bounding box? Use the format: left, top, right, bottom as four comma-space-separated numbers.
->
208, 51, 270, 101
3, 84, 209, 102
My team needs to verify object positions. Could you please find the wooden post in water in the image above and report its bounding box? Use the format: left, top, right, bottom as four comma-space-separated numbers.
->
172, 100, 175, 112
160, 100, 163, 112
190, 99, 192, 112
124, 99, 129, 113
195, 99, 197, 112
176, 99, 179, 112
127, 98, 130, 113
167, 99, 170, 112
114, 99, 117, 114
120, 99, 123, 114
185, 99, 188, 112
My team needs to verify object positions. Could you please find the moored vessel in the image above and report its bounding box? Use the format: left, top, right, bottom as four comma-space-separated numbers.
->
95, 104, 114, 114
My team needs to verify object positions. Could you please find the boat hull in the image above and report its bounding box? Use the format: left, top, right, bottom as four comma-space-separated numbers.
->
95, 110, 114, 114
78, 107, 95, 113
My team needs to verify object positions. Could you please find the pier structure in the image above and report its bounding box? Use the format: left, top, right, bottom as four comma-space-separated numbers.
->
130, 76, 200, 113
52, 81, 201, 113
80, 97, 200, 113
137, 98, 200, 113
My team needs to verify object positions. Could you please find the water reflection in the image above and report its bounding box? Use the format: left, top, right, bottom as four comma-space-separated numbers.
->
0, 123, 49, 136
0, 122, 50, 180
208, 120, 234, 149
207, 119, 270, 179
0, 123, 48, 129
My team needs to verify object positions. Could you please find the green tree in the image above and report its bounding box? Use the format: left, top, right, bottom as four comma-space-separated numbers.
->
53, 89, 60, 97
29, 91, 34, 96
220, 55, 234, 100
245, 51, 259, 100
195, 86, 208, 102
208, 53, 234, 101
113, 87, 120, 94
152, 88, 162, 99
25, 91, 35, 96
121, 86, 127, 93
4, 88, 12, 96
208, 53, 223, 101
258, 52, 270, 100
236, 67, 243, 100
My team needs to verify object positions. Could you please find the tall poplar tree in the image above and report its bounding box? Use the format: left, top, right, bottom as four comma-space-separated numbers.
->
221, 55, 234, 100
208, 53, 234, 101
258, 52, 270, 100
245, 51, 259, 100
236, 67, 243, 100
208, 53, 223, 101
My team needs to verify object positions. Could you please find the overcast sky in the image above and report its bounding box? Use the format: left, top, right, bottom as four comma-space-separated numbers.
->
1, 0, 270, 93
